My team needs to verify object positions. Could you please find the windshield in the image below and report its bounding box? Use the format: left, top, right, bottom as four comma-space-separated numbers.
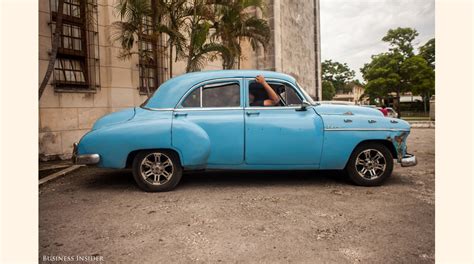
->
296, 82, 316, 105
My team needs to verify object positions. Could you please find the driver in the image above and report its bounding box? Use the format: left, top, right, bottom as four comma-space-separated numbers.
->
249, 75, 280, 106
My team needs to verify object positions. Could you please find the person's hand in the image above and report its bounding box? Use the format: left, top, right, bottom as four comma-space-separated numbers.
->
256, 75, 267, 85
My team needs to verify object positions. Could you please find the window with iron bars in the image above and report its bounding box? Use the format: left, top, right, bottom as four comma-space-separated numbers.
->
50, 0, 100, 91
138, 11, 168, 95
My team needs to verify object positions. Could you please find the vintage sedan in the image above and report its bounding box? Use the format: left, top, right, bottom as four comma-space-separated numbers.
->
73, 70, 417, 192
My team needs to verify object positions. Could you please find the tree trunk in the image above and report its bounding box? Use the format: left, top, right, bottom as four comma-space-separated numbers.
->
396, 87, 402, 118
186, 54, 193, 73
423, 94, 428, 114
169, 44, 173, 78
145, 67, 151, 98
237, 38, 241, 69
39, 0, 64, 100
185, 36, 195, 72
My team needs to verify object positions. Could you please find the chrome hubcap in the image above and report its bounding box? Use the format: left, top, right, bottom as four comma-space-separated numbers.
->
355, 149, 386, 180
140, 153, 174, 185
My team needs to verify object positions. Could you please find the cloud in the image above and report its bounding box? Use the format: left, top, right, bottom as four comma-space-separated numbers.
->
320, 0, 435, 80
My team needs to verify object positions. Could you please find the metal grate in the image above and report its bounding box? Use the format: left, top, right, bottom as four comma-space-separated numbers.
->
49, 0, 100, 92
138, 2, 169, 95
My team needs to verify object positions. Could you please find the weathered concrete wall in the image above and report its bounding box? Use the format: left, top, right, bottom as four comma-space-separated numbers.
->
249, 0, 321, 98
278, 0, 318, 98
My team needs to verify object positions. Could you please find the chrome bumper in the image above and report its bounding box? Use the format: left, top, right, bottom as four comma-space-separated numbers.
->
401, 153, 417, 167
72, 143, 100, 165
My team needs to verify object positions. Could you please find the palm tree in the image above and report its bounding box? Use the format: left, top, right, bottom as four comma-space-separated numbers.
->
212, 0, 270, 69
182, 0, 231, 72
154, 0, 188, 77
112, 0, 155, 97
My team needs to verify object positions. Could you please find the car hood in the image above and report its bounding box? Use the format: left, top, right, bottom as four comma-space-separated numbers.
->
92, 107, 136, 130
314, 104, 383, 117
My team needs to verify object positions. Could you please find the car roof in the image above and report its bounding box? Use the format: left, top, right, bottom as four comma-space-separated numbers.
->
143, 70, 296, 109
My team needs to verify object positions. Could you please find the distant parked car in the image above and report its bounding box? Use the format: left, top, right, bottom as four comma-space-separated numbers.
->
376, 107, 399, 118
73, 70, 416, 192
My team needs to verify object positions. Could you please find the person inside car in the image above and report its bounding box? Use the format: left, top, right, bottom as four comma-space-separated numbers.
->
249, 75, 280, 106
379, 104, 388, 117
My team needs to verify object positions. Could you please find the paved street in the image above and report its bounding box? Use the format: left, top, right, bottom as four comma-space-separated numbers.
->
39, 128, 434, 263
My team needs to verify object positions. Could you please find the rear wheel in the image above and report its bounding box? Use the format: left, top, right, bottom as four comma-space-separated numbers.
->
132, 150, 182, 192
345, 143, 393, 186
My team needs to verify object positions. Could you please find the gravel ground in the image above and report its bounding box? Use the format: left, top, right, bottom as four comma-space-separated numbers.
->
39, 128, 434, 263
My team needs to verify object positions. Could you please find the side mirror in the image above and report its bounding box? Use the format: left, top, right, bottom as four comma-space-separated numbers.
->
296, 101, 310, 111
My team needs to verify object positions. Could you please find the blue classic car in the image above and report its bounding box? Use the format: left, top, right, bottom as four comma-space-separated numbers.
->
73, 70, 416, 192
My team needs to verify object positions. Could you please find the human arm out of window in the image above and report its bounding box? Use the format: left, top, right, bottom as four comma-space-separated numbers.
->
256, 75, 280, 106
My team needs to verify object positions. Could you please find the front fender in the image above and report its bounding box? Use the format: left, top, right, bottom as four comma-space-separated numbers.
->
319, 114, 411, 169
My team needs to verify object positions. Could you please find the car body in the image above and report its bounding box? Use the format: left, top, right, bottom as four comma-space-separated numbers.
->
73, 70, 416, 191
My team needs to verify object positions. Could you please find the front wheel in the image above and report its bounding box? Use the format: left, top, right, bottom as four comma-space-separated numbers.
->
345, 143, 393, 186
132, 150, 182, 192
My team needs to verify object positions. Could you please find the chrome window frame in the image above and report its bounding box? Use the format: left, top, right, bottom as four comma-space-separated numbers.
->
244, 78, 307, 108
176, 78, 243, 110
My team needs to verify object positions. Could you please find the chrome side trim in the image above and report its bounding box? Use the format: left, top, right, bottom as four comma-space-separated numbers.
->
174, 107, 243, 111
401, 153, 417, 167
324, 128, 410, 132
245, 106, 304, 110
140, 106, 175, 111
244, 77, 306, 107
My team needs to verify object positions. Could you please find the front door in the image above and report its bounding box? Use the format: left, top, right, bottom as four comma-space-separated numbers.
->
173, 79, 244, 165
244, 79, 323, 165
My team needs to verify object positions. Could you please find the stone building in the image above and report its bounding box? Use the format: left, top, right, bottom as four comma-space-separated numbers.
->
332, 84, 367, 105
39, 0, 322, 160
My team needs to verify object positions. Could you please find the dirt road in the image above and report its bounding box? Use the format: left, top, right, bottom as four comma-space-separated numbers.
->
39, 128, 435, 263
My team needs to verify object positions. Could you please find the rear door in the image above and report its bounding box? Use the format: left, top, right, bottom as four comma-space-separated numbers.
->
173, 79, 244, 165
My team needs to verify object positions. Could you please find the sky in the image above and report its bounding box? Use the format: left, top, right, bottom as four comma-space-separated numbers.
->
320, 0, 435, 81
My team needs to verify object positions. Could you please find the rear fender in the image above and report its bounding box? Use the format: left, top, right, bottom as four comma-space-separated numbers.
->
78, 118, 174, 168
171, 119, 211, 168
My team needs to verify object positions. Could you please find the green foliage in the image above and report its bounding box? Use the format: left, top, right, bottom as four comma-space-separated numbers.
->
361, 27, 435, 114
361, 52, 404, 100
400, 55, 434, 99
322, 80, 336, 100
184, 0, 230, 72
112, 0, 152, 59
112, 0, 269, 74
382, 27, 419, 58
321, 60, 355, 93
419, 38, 435, 69
212, 0, 270, 69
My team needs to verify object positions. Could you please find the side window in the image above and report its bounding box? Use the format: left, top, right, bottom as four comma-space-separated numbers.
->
202, 83, 240, 107
182, 88, 200, 107
280, 85, 303, 106
248, 81, 302, 107
181, 82, 240, 108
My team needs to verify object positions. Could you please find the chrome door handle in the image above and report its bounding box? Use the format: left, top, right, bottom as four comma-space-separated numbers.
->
344, 119, 352, 123
246, 111, 260, 116
368, 119, 377, 124
390, 120, 398, 124
174, 112, 188, 117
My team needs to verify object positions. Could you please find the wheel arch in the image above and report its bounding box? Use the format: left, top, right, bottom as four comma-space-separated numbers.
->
125, 148, 183, 168
347, 139, 397, 168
